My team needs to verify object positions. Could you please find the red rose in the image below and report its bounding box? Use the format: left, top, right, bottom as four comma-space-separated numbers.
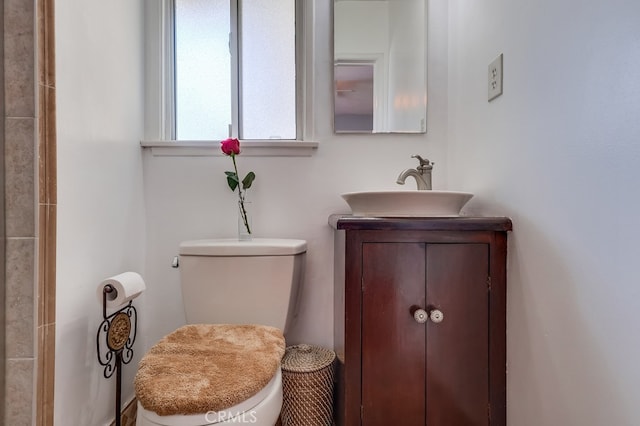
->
220, 138, 241, 156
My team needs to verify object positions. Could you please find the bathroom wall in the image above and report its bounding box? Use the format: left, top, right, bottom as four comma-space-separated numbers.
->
3, 0, 38, 424
141, 0, 450, 349
447, 0, 640, 424
0, 0, 5, 420
50, 1, 640, 425
52, 0, 447, 422
54, 1, 146, 425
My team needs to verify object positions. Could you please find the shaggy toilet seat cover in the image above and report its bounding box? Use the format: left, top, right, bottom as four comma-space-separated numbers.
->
134, 324, 285, 416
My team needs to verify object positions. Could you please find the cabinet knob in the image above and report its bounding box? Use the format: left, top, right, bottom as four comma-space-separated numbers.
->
413, 309, 428, 324
430, 309, 444, 323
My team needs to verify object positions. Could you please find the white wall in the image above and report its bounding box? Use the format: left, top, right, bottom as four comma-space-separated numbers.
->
55, 1, 146, 425
447, 0, 640, 424
141, 0, 450, 349
388, 0, 427, 131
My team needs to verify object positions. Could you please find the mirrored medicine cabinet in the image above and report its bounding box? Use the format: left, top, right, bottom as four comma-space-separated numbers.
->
334, 0, 427, 134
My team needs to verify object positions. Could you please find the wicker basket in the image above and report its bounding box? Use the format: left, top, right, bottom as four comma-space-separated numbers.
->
280, 344, 336, 426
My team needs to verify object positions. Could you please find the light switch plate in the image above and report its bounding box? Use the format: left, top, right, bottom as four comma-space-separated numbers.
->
488, 53, 503, 101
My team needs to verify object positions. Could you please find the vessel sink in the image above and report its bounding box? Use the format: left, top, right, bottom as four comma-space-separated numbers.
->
341, 190, 474, 217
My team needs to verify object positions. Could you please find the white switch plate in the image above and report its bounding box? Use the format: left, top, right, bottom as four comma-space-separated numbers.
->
488, 53, 503, 101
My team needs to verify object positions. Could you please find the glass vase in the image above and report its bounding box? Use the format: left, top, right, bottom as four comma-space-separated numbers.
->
238, 200, 252, 241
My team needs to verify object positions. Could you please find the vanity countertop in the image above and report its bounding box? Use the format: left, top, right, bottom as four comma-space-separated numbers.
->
329, 214, 513, 232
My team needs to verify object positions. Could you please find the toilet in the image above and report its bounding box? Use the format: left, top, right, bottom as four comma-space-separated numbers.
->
135, 238, 307, 426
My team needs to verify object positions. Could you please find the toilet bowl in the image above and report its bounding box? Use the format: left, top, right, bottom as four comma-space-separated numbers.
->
135, 239, 307, 426
136, 370, 282, 426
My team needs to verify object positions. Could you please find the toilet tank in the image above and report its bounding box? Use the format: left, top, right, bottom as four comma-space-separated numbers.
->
178, 238, 306, 332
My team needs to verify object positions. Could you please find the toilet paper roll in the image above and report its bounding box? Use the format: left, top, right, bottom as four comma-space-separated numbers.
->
97, 271, 146, 308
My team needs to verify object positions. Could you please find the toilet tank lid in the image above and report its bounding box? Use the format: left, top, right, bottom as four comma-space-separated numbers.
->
179, 238, 307, 256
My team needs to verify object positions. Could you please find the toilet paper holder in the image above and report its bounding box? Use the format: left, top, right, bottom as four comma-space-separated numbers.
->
96, 284, 138, 426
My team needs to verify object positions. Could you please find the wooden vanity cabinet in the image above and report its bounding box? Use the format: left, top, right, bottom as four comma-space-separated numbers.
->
330, 216, 512, 426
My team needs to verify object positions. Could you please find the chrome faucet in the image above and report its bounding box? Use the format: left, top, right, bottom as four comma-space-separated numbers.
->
396, 155, 433, 190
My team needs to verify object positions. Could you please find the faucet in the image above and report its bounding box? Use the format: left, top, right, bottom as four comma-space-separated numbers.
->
396, 155, 433, 190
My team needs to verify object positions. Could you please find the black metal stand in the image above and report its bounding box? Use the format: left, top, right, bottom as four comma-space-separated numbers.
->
96, 285, 138, 426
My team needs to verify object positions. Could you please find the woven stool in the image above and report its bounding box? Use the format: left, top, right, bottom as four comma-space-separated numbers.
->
280, 344, 336, 426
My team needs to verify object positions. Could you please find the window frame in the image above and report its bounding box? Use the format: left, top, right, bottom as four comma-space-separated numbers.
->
142, 0, 317, 156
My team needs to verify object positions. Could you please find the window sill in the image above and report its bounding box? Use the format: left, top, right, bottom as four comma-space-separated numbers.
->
140, 140, 319, 157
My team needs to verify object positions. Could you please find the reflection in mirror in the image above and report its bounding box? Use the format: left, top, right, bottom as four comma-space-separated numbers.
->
335, 63, 375, 132
334, 0, 427, 134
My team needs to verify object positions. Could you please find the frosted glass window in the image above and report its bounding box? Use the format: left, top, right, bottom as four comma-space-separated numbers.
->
240, 0, 296, 139
174, 0, 297, 141
175, 0, 231, 140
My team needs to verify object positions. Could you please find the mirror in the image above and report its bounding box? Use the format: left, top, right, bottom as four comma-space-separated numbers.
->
334, 0, 427, 134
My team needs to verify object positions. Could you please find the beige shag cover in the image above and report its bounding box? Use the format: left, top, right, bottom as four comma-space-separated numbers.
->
134, 324, 285, 416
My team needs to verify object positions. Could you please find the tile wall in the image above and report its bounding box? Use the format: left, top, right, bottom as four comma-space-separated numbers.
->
0, 0, 6, 420
4, 0, 37, 423
36, 0, 56, 423
3, 0, 56, 425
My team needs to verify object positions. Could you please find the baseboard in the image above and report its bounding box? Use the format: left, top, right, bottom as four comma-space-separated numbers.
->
108, 397, 138, 426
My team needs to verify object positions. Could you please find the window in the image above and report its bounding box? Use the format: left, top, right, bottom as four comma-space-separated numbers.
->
173, 0, 296, 140
144, 0, 316, 154
144, 0, 313, 146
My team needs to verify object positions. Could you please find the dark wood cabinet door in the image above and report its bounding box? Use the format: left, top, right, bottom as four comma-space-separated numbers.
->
425, 244, 489, 426
361, 242, 426, 425
361, 243, 490, 426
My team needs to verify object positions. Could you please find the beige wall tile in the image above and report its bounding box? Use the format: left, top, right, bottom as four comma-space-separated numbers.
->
4, 0, 43, 425
5, 118, 36, 237
38, 85, 46, 204
4, 0, 35, 117
5, 238, 35, 358
38, 85, 57, 205
37, 0, 56, 87
37, 0, 46, 86
4, 358, 34, 426
0, 250, 4, 426
45, 86, 57, 204
37, 1, 57, 425
37, 204, 56, 326
36, 324, 55, 426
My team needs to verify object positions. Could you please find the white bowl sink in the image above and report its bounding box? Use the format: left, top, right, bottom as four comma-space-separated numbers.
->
341, 190, 474, 217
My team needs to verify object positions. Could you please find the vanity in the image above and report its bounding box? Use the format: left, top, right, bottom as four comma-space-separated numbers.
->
330, 215, 512, 426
